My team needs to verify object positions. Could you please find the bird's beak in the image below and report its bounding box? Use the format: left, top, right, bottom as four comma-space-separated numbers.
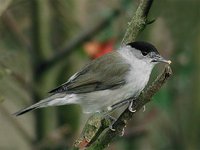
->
152, 54, 171, 64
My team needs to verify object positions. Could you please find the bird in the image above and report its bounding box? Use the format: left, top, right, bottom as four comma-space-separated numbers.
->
14, 41, 171, 116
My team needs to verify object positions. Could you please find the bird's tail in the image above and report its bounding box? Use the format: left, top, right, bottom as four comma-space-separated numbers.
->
13, 93, 73, 116
13, 106, 37, 116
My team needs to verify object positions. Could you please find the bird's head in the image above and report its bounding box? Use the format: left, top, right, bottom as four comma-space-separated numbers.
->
126, 41, 171, 65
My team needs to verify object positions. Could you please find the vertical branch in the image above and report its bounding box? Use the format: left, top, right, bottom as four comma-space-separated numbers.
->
121, 0, 153, 44
31, 0, 56, 141
31, 0, 52, 65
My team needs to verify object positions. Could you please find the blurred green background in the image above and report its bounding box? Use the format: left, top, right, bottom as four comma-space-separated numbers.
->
0, 0, 200, 149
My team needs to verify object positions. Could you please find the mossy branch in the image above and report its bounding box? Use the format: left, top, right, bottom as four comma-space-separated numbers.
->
121, 0, 154, 44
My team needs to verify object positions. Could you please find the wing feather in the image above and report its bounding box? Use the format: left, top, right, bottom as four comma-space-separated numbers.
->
49, 51, 130, 94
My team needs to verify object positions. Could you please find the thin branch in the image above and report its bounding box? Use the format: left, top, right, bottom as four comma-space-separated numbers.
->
87, 66, 172, 150
2, 11, 31, 51
143, 0, 154, 17
1, 11, 37, 76
121, 0, 154, 44
36, 9, 121, 75
0, 61, 32, 93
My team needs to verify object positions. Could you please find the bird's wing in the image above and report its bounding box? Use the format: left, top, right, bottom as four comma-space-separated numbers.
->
49, 52, 130, 94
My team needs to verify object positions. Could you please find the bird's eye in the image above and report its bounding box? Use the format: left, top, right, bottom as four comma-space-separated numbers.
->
141, 51, 148, 56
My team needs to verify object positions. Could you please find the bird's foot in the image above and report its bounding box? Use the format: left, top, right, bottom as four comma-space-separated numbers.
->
120, 127, 125, 136
143, 105, 146, 112
105, 114, 116, 122
104, 114, 117, 131
128, 101, 136, 112
109, 124, 116, 131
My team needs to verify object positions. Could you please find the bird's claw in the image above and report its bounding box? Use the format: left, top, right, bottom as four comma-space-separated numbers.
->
128, 101, 136, 112
105, 114, 116, 122
104, 114, 117, 131
120, 128, 125, 136
143, 105, 146, 112
109, 125, 116, 131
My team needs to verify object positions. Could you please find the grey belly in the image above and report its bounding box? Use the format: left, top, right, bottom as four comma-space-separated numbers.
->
77, 83, 143, 113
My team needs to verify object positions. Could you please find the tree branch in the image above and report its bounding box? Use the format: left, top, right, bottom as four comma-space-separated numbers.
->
2, 11, 31, 51
121, 0, 154, 44
73, 113, 111, 149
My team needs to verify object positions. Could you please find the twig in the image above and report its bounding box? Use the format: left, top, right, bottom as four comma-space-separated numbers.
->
121, 0, 154, 44
2, 11, 31, 51
87, 66, 172, 150
0, 61, 32, 93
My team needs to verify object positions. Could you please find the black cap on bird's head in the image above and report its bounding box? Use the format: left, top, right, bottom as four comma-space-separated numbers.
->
127, 41, 159, 55
127, 41, 171, 64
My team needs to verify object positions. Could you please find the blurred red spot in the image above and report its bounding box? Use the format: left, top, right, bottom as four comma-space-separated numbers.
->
84, 39, 115, 59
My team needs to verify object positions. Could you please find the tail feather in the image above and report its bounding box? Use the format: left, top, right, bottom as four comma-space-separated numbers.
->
13, 95, 54, 116
13, 106, 38, 116
13, 98, 49, 116
13, 93, 73, 116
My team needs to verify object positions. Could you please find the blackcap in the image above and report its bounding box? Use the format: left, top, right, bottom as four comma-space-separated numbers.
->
14, 41, 171, 116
